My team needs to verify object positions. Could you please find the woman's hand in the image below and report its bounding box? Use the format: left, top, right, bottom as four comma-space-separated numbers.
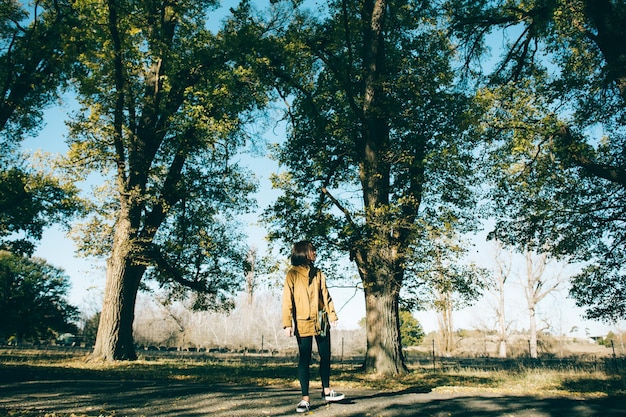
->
284, 327, 293, 337
330, 320, 338, 328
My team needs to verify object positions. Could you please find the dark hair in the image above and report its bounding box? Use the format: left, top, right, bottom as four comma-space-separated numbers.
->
290, 240, 314, 266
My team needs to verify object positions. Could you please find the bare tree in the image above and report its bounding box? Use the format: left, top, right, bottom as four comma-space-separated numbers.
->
434, 287, 454, 356
131, 288, 366, 356
421, 234, 485, 357
521, 251, 567, 358
492, 241, 512, 358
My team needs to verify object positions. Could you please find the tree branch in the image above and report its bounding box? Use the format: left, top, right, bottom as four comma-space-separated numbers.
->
556, 125, 626, 187
320, 186, 357, 229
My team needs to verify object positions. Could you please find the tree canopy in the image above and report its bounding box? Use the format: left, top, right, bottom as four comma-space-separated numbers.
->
259, 0, 482, 374
448, 0, 626, 322
0, 160, 82, 256
0, 0, 74, 144
1, 0, 82, 257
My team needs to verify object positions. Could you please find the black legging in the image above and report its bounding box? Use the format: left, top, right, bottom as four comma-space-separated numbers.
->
295, 333, 331, 397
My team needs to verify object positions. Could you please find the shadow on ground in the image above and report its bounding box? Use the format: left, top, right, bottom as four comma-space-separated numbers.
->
1, 378, 626, 417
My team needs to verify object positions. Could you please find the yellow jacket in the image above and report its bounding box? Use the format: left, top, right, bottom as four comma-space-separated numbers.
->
282, 265, 338, 337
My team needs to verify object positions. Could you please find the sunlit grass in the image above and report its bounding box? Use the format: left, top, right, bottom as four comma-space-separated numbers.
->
333, 363, 625, 398
0, 348, 625, 417
421, 368, 623, 397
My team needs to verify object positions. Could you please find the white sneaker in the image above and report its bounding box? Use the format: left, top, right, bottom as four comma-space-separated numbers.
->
296, 400, 310, 413
323, 389, 345, 402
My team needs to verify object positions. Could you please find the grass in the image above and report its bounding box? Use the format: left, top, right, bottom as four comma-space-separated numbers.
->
0, 348, 625, 417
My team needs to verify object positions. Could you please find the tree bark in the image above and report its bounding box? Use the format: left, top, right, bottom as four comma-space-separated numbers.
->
91, 208, 145, 361
363, 276, 405, 375
583, 0, 626, 100
355, 241, 407, 375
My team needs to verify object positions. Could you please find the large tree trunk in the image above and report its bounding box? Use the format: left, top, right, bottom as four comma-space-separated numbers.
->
364, 284, 404, 374
92, 210, 145, 361
357, 0, 407, 376
356, 243, 407, 375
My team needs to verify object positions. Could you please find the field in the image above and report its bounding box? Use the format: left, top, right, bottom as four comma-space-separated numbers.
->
0, 347, 625, 416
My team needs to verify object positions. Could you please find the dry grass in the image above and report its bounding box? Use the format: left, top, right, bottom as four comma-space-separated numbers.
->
0, 348, 624, 417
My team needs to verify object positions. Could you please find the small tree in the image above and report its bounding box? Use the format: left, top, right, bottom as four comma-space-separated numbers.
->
80, 312, 100, 346
399, 310, 424, 347
404, 231, 486, 356
244, 247, 257, 305
0, 251, 78, 342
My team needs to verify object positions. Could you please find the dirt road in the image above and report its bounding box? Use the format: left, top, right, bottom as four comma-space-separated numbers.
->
1, 378, 625, 416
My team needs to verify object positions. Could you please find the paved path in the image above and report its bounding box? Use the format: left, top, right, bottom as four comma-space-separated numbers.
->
1, 379, 626, 416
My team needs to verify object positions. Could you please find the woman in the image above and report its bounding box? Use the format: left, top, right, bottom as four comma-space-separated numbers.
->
282, 240, 345, 413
